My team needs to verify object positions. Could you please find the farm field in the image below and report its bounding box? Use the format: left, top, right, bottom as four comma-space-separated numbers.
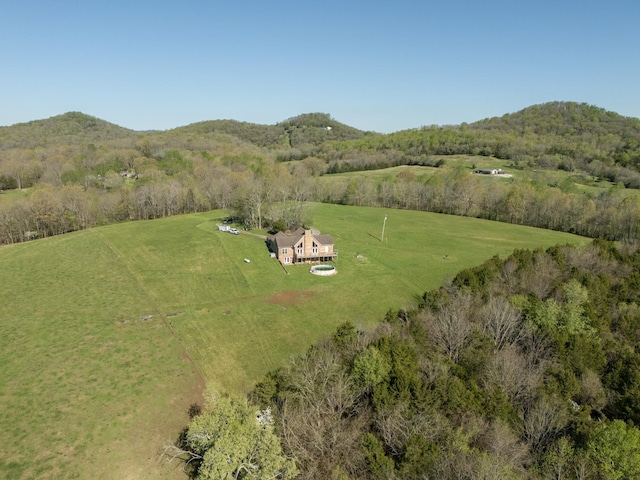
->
0, 203, 589, 479
318, 156, 623, 195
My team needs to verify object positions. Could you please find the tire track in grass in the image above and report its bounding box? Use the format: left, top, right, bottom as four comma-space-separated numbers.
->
173, 226, 258, 390
215, 232, 254, 295
206, 230, 280, 387
90, 229, 207, 385
213, 235, 279, 378
244, 306, 279, 386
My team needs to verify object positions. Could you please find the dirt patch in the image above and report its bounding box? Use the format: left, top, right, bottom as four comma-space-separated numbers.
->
267, 290, 315, 305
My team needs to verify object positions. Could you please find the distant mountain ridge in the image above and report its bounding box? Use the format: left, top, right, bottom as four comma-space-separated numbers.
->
470, 101, 640, 138
170, 112, 368, 149
1, 103, 639, 159
323, 102, 640, 176
467, 102, 640, 169
0, 111, 369, 151
0, 112, 135, 149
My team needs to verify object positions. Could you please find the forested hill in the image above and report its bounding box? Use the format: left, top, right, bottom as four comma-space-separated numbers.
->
467, 102, 640, 168
278, 112, 368, 146
2, 104, 639, 169
0, 112, 135, 150
0, 111, 367, 152
168, 112, 367, 149
471, 101, 640, 139
323, 102, 640, 183
167, 104, 640, 167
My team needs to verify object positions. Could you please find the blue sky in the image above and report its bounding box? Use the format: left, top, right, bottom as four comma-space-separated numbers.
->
1, 0, 638, 132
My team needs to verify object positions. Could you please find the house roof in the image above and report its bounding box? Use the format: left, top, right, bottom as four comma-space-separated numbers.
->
315, 234, 334, 245
267, 229, 333, 249
270, 231, 298, 248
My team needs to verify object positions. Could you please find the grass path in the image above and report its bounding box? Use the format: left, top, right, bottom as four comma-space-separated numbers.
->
93, 228, 206, 383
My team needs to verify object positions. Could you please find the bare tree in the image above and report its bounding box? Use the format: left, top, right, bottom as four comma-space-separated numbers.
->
29, 185, 65, 237
475, 420, 530, 479
1, 149, 42, 190
449, 175, 482, 216
195, 162, 234, 209
38, 146, 75, 186
0, 200, 30, 244
482, 345, 541, 407
376, 402, 445, 457
520, 396, 567, 451
564, 242, 631, 278
60, 185, 92, 230
518, 327, 554, 371
500, 258, 520, 295
277, 344, 368, 479
480, 296, 523, 350
526, 250, 561, 300
482, 182, 507, 222
428, 292, 475, 362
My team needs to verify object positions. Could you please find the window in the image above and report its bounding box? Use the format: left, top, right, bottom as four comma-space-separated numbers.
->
312, 242, 318, 254
282, 248, 288, 254
284, 256, 290, 264
296, 244, 303, 255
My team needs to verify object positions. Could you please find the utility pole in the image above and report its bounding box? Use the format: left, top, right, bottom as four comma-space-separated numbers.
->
381, 215, 387, 242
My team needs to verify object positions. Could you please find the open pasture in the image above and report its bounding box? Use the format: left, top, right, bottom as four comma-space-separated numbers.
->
90, 203, 588, 393
0, 229, 203, 480
0, 203, 588, 479
319, 156, 622, 194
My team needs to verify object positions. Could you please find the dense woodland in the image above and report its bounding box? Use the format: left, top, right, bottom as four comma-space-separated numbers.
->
1, 103, 640, 244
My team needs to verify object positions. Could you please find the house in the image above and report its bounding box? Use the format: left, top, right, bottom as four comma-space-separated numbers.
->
474, 168, 504, 175
266, 228, 337, 265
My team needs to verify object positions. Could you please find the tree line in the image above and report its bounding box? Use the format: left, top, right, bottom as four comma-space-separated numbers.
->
3, 148, 640, 245
2, 102, 640, 245
319, 168, 640, 243
0, 149, 318, 242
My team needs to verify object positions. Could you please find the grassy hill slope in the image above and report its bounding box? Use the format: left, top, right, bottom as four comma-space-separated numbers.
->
0, 204, 589, 479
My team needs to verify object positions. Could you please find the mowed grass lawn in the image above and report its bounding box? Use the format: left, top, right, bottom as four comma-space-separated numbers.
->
0, 203, 589, 479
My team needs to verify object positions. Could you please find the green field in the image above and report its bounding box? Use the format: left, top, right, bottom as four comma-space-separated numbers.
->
0, 203, 589, 479
0, 188, 31, 204
318, 156, 624, 195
